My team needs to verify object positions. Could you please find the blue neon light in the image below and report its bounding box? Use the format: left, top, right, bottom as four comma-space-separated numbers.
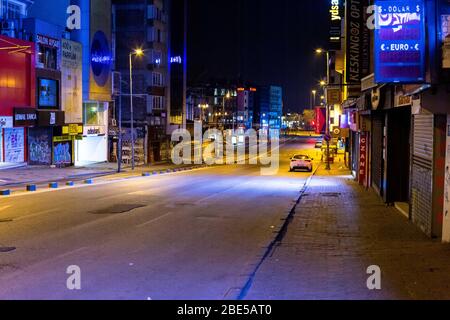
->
90, 31, 112, 87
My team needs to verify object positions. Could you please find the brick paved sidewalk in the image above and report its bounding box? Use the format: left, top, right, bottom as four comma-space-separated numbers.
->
245, 165, 450, 300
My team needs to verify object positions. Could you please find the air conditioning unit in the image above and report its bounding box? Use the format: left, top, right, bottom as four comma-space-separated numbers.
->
1, 20, 16, 31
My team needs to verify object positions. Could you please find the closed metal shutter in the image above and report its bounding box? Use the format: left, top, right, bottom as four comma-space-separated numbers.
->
411, 114, 434, 236
371, 115, 384, 194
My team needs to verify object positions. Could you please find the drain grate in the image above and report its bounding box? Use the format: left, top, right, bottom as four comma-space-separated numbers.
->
320, 193, 341, 197
90, 203, 147, 215
0, 247, 16, 253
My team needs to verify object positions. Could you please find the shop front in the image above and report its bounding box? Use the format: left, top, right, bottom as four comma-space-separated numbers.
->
0, 35, 36, 164
75, 102, 108, 166
27, 110, 65, 166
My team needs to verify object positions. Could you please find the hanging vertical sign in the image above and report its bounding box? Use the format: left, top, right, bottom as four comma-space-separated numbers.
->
359, 132, 368, 185
329, 0, 343, 50
346, 0, 371, 84
374, 0, 426, 83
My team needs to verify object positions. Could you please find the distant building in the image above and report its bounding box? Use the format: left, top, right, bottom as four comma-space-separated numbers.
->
255, 86, 283, 130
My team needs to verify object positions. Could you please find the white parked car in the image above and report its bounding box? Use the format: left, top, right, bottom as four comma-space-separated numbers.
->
290, 154, 313, 172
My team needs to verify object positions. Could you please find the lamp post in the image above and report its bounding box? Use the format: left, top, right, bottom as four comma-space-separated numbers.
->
129, 48, 144, 170
316, 48, 331, 170
311, 90, 317, 110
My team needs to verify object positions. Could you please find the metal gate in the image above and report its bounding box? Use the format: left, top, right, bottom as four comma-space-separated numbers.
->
371, 114, 384, 195
411, 114, 434, 236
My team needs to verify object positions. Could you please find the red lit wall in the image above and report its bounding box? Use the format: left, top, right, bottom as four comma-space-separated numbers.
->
315, 107, 326, 134
0, 36, 36, 116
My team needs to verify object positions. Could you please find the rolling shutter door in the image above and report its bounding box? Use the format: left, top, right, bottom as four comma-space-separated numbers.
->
411, 114, 434, 236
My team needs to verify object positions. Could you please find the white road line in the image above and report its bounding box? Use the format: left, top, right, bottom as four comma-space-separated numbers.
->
0, 205, 12, 212
14, 208, 60, 221
136, 212, 174, 228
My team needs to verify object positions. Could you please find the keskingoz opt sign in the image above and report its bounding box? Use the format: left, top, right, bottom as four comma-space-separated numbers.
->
374, 0, 426, 83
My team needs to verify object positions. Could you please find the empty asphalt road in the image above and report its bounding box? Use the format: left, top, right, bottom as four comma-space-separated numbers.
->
0, 137, 319, 300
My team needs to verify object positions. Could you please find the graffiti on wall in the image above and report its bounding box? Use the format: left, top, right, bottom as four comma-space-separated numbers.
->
4, 128, 24, 163
29, 129, 52, 165
53, 142, 72, 166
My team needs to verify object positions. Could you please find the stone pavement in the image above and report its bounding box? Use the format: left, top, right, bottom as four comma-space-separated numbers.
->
245, 164, 450, 300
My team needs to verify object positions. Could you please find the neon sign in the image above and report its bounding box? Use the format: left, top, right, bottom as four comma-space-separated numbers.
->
374, 0, 425, 83
170, 56, 182, 64
90, 31, 112, 87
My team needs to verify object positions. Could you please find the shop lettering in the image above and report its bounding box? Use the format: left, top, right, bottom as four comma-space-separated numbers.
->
15, 114, 36, 121
87, 128, 101, 135
36, 35, 59, 48
348, 20, 361, 83
359, 134, 367, 185
330, 0, 341, 21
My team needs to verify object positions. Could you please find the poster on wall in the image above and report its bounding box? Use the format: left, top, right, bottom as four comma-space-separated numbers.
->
374, 0, 426, 83
4, 128, 25, 163
62, 39, 83, 124
28, 128, 52, 165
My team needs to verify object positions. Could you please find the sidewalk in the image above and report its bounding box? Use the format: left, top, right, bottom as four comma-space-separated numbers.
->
245, 164, 450, 300
0, 161, 196, 188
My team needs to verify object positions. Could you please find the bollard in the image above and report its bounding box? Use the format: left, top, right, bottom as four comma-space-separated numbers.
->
0, 189, 11, 196
26, 184, 37, 192
49, 182, 58, 189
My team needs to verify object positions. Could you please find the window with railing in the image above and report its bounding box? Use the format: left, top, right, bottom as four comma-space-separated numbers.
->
152, 72, 164, 87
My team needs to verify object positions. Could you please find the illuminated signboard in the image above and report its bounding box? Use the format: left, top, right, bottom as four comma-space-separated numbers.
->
329, 0, 342, 50
170, 56, 182, 64
374, 0, 426, 83
90, 30, 112, 87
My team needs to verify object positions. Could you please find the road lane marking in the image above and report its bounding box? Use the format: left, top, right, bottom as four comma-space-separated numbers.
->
0, 205, 12, 213
136, 212, 174, 228
14, 208, 60, 221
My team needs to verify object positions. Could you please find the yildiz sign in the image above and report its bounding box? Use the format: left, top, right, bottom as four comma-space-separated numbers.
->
374, 0, 426, 83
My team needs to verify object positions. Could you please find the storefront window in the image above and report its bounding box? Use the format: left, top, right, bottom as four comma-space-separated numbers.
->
38, 45, 58, 69
83, 102, 106, 126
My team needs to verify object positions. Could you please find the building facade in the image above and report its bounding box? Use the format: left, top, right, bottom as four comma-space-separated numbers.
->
334, 0, 450, 242
70, 0, 112, 166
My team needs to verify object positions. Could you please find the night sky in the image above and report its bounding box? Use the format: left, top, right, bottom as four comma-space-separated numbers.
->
188, 0, 330, 113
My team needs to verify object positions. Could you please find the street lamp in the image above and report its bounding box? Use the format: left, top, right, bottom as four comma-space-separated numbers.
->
315, 48, 331, 170
129, 48, 144, 170
311, 90, 317, 110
